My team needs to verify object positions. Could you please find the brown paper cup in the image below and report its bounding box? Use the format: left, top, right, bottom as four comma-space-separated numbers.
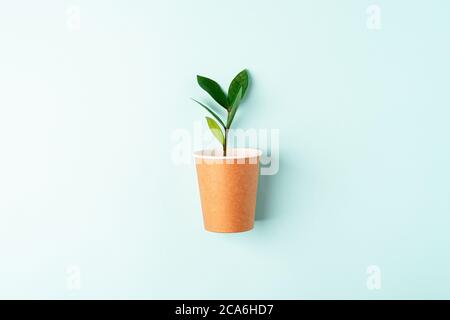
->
193, 148, 262, 233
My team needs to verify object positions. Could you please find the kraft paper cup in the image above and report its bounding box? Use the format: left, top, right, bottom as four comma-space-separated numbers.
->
193, 148, 262, 233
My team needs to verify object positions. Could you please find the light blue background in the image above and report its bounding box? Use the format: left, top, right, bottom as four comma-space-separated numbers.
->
0, 0, 449, 299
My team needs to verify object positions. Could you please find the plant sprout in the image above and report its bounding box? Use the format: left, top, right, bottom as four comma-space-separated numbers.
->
192, 69, 249, 156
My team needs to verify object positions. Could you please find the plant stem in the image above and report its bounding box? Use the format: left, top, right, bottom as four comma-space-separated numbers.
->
223, 110, 231, 156
223, 128, 229, 156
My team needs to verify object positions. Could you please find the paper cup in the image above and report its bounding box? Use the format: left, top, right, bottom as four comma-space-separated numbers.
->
193, 148, 262, 233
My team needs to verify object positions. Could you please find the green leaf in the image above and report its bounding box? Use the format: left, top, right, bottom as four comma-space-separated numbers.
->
197, 75, 228, 109
206, 117, 225, 145
227, 87, 243, 128
228, 69, 249, 106
191, 98, 226, 129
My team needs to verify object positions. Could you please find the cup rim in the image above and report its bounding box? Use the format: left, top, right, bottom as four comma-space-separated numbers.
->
193, 148, 262, 160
